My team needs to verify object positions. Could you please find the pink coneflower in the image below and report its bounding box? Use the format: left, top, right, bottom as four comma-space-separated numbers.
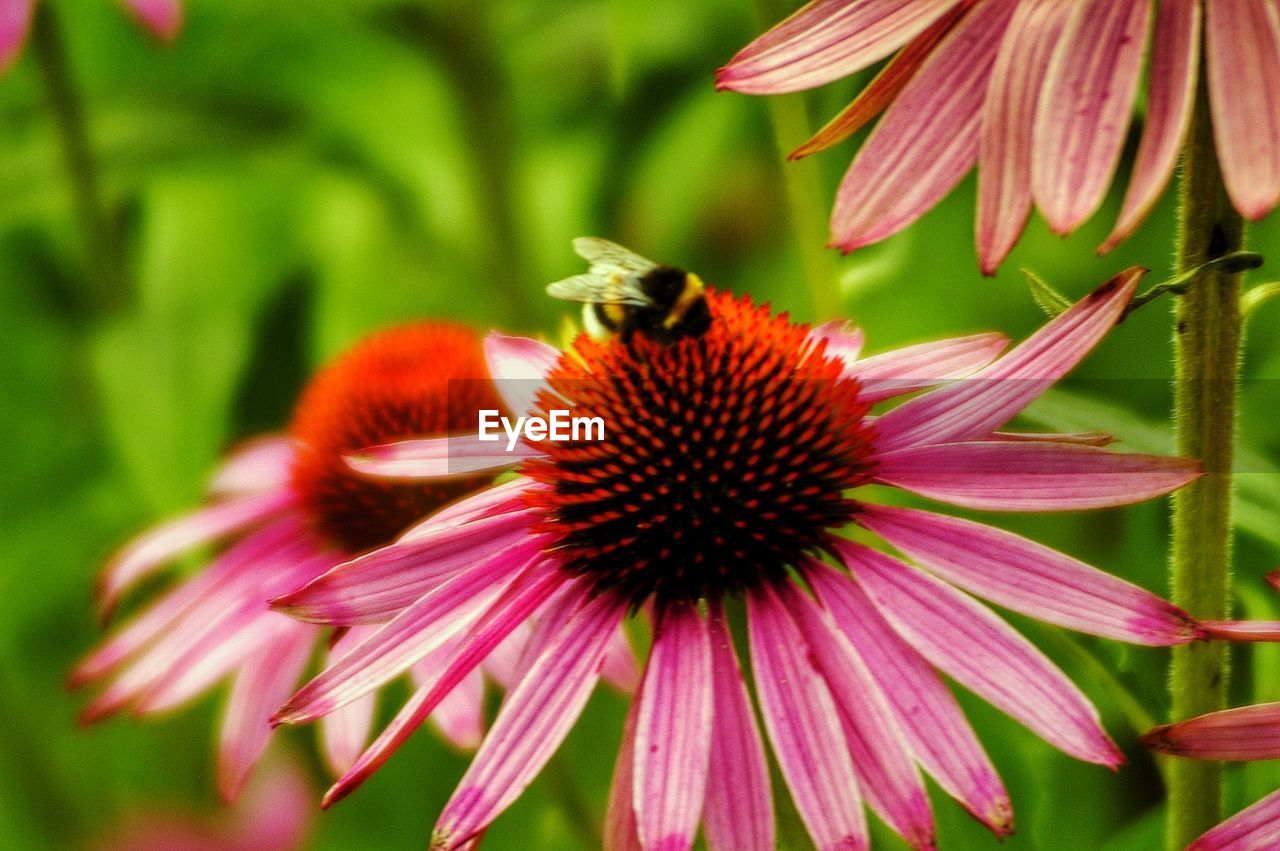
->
1, 0, 181, 73
1143, 572, 1280, 851
273, 263, 1205, 850
717, 0, 1280, 272
71, 322, 527, 801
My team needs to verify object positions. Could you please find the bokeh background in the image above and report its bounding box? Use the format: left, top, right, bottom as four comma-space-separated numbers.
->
2, 0, 1279, 848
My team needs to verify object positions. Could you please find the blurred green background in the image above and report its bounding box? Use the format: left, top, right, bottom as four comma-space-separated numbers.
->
2, 0, 1279, 848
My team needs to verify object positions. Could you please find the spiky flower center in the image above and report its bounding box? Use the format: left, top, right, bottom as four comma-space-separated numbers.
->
290, 322, 503, 554
523, 290, 874, 606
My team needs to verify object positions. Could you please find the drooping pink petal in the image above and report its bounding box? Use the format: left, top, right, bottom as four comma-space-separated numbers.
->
1206, 0, 1280, 219
274, 512, 538, 625
602, 626, 641, 693
1142, 703, 1280, 761
873, 440, 1201, 510
1032, 0, 1152, 234
856, 505, 1203, 645
274, 551, 539, 724
409, 478, 534, 531
873, 268, 1140, 452
633, 603, 713, 851
484, 333, 559, 417
1101, 0, 1200, 251
845, 332, 1008, 403
345, 435, 539, 481
478, 620, 532, 691
0, 0, 34, 73
987, 429, 1115, 446
777, 582, 935, 850
320, 626, 380, 775
748, 585, 868, 851
97, 489, 296, 617
605, 699, 643, 851
715, 0, 964, 95
124, 0, 183, 42
322, 567, 572, 808
976, 0, 1071, 273
839, 541, 1123, 766
790, 2, 969, 159
702, 603, 774, 851
425, 667, 486, 751
430, 591, 625, 850
811, 319, 865, 366
1187, 787, 1280, 851
829, 0, 1019, 252
207, 436, 296, 496
218, 624, 314, 802
1200, 620, 1280, 642
808, 561, 1012, 837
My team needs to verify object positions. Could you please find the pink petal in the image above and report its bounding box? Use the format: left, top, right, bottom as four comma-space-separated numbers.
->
777, 582, 935, 850
0, 0, 34, 73
634, 603, 713, 851
1188, 787, 1280, 851
873, 268, 1141, 452
1142, 702, 1280, 761
857, 505, 1203, 645
605, 699, 643, 851
484, 333, 559, 417
790, 2, 969, 159
873, 440, 1201, 511
987, 429, 1115, 446
602, 626, 641, 693
322, 566, 571, 808
274, 512, 538, 625
218, 624, 314, 802
411, 478, 535, 531
839, 541, 1123, 766
1032, 0, 1152, 234
345, 435, 538, 481
829, 0, 1019, 252
1200, 620, 1280, 642
1206, 0, 1280, 219
273, 551, 538, 724
976, 0, 1071, 273
320, 626, 380, 775
702, 603, 774, 851
846, 332, 1008, 403
716, 0, 963, 95
430, 591, 625, 850
207, 436, 296, 497
97, 489, 296, 617
748, 584, 868, 851
1101, 0, 1200, 251
808, 560, 1012, 837
124, 0, 183, 42
811, 319, 866, 366
426, 667, 486, 751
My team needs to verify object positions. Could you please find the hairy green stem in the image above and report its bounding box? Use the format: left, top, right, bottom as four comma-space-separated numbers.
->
1166, 81, 1244, 851
31, 2, 125, 312
750, 0, 840, 321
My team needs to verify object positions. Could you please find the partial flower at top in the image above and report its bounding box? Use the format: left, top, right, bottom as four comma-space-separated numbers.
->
272, 259, 1204, 850
0, 0, 182, 75
717, 0, 1280, 273
71, 322, 559, 802
1143, 572, 1280, 851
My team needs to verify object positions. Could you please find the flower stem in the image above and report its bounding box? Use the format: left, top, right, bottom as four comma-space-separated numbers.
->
1166, 80, 1244, 851
31, 2, 126, 313
749, 0, 841, 321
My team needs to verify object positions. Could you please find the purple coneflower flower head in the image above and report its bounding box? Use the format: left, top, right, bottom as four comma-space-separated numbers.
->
70, 322, 525, 801
717, 0, 1280, 272
0, 0, 181, 74
1143, 571, 1280, 851
273, 265, 1205, 850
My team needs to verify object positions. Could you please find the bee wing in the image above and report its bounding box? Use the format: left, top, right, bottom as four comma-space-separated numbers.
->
571, 237, 658, 277
545, 273, 652, 306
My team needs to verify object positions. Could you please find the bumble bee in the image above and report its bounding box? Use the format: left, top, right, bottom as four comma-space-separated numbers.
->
546, 237, 711, 344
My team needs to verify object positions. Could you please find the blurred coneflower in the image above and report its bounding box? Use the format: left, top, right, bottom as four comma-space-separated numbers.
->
1143, 572, 1280, 851
1, 0, 182, 73
71, 322, 540, 801
717, 0, 1280, 272
273, 267, 1204, 850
